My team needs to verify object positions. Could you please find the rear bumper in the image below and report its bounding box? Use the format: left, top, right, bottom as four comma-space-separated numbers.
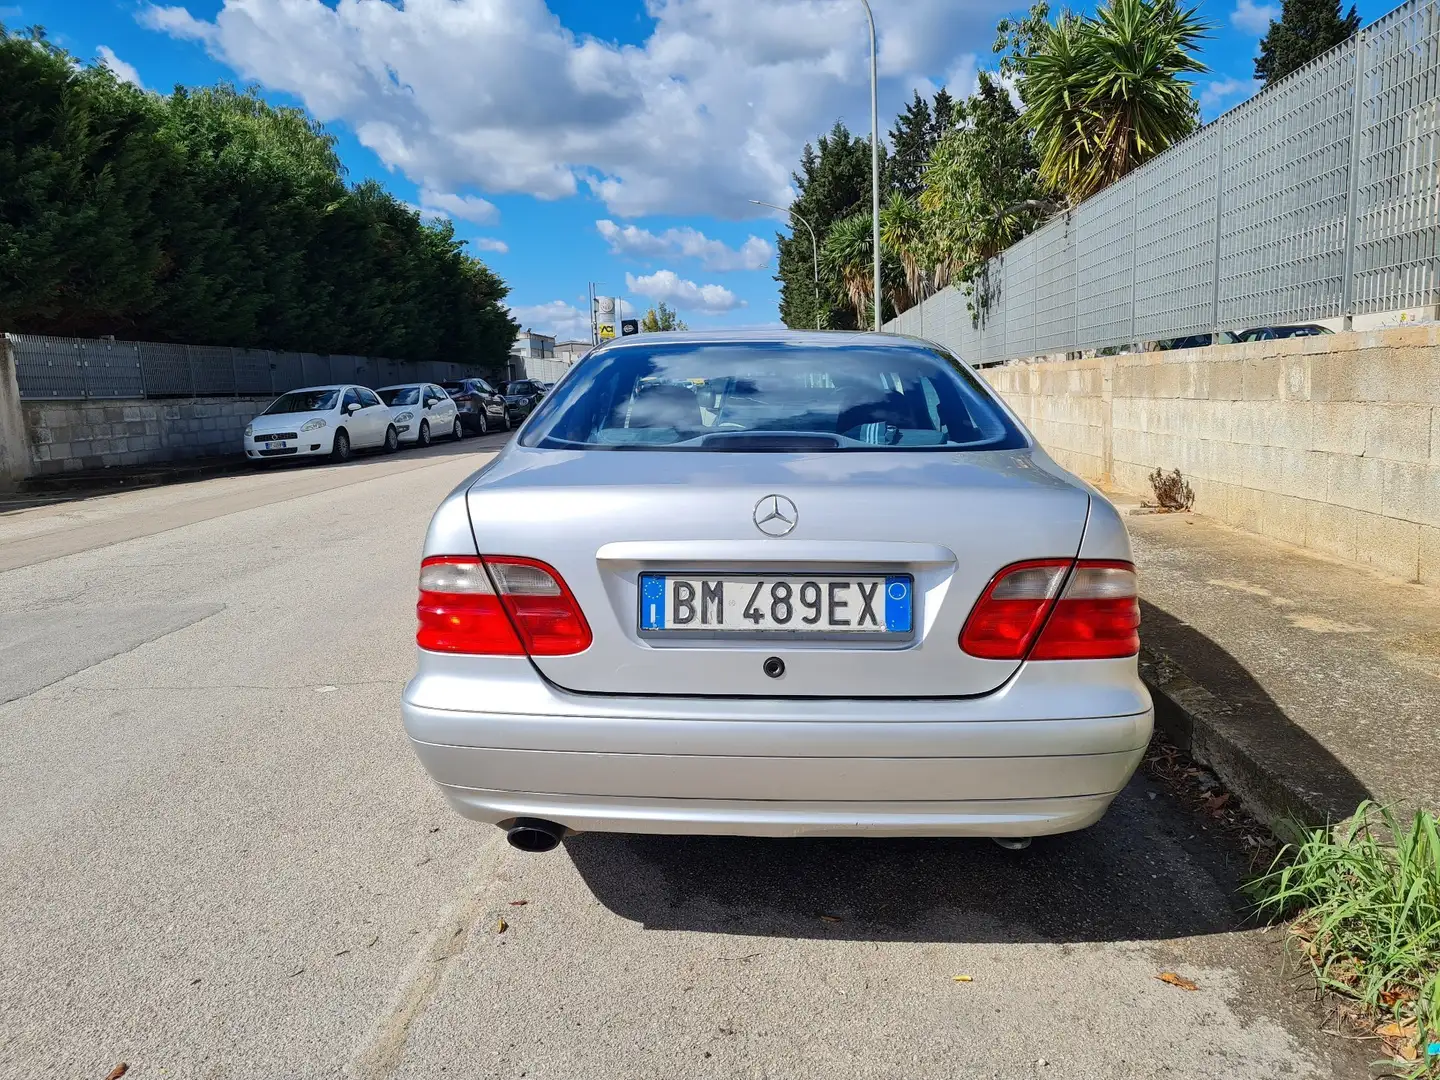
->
402, 658, 1152, 838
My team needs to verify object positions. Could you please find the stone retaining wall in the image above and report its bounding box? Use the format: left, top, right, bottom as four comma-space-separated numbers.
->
981, 325, 1440, 584
22, 396, 271, 475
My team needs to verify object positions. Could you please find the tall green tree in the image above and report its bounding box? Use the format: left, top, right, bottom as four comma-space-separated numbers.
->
0, 24, 516, 367
639, 301, 687, 332
775, 121, 882, 330
921, 71, 1045, 314
886, 91, 933, 199
1254, 0, 1360, 85
1015, 0, 1209, 203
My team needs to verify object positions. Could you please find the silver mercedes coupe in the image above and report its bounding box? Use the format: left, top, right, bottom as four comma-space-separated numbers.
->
402, 331, 1152, 852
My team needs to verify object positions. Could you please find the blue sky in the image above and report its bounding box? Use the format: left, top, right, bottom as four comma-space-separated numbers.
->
8, 0, 1392, 341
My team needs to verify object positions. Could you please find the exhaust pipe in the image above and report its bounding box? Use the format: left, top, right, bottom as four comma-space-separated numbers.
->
991, 836, 1032, 851
505, 818, 565, 853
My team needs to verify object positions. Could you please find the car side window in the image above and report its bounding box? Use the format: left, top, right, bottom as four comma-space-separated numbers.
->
356, 387, 382, 408
341, 387, 361, 411
475, 380, 494, 394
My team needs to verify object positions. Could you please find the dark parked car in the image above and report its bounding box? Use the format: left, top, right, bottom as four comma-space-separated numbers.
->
441, 378, 511, 435
1235, 324, 1333, 342
499, 379, 546, 418
1157, 332, 1237, 350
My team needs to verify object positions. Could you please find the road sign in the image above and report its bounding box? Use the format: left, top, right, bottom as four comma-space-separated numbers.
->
621, 319, 638, 336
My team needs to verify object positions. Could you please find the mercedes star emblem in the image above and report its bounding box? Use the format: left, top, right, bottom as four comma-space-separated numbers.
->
753, 494, 798, 537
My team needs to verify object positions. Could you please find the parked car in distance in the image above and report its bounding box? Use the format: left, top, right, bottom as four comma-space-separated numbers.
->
1235, 324, 1333, 342
245, 384, 398, 464
1157, 332, 1237, 350
499, 379, 546, 418
402, 330, 1152, 854
442, 378, 511, 435
378, 383, 463, 446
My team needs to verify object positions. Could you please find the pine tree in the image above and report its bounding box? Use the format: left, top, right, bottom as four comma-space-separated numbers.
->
886, 91, 932, 199
1254, 0, 1360, 85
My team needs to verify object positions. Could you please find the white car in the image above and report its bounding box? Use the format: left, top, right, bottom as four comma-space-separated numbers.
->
244, 384, 399, 464
377, 383, 463, 446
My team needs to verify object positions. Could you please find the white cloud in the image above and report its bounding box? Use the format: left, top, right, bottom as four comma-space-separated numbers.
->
138, 3, 217, 43
596, 220, 773, 271
508, 301, 591, 342
419, 188, 499, 225
468, 237, 509, 254
97, 46, 144, 89
1200, 76, 1262, 113
625, 270, 743, 313
137, 0, 1014, 218
1231, 0, 1279, 35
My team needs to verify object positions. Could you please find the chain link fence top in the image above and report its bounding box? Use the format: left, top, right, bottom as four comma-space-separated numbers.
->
885, 0, 1440, 363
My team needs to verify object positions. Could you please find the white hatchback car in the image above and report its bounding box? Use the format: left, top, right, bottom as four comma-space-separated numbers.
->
402, 332, 1152, 853
244, 384, 398, 464
377, 383, 463, 446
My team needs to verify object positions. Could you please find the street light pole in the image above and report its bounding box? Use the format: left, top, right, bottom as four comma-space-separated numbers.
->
859, 0, 881, 332
751, 199, 821, 330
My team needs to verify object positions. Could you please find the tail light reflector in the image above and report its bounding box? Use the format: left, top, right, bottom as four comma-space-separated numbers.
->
960, 559, 1139, 661
1031, 561, 1140, 660
417, 556, 591, 656
959, 560, 1071, 660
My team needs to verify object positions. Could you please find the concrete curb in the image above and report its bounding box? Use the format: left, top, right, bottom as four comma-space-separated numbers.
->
1139, 645, 1355, 842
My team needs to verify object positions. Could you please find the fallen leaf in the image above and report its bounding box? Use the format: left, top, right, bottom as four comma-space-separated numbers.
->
1378, 1020, 1416, 1039
1156, 972, 1198, 991
509, 900, 529, 907
105, 1065, 129, 1080
1398, 1043, 1418, 1062
952, 975, 973, 983
496, 919, 508, 934
819, 914, 842, 923
1378, 988, 1407, 1006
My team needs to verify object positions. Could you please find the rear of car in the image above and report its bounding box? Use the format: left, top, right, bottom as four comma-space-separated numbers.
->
402, 333, 1152, 844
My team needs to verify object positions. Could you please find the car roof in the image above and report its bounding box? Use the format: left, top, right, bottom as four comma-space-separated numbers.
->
281, 384, 350, 393
376, 382, 428, 390
587, 329, 935, 355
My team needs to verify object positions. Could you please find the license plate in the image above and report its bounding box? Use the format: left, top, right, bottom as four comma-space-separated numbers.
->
639, 574, 912, 634
264, 441, 287, 450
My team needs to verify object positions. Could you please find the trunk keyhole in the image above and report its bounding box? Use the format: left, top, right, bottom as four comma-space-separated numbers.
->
762, 657, 785, 679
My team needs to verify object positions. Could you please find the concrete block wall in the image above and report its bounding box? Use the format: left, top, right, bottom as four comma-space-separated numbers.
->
22, 396, 273, 475
982, 325, 1440, 585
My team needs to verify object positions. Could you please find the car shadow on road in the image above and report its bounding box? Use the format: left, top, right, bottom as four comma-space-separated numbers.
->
1138, 599, 1375, 826
565, 776, 1253, 945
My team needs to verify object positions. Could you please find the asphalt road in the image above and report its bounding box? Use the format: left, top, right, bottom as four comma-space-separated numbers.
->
0, 440, 1359, 1080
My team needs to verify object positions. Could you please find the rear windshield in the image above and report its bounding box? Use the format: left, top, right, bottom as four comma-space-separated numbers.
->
518, 341, 1026, 452
266, 389, 338, 414
379, 386, 421, 406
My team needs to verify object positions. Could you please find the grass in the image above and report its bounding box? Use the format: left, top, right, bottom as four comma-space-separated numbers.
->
1251, 802, 1440, 1076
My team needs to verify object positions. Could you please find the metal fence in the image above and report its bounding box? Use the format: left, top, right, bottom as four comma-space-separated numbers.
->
886, 0, 1440, 363
6, 334, 483, 401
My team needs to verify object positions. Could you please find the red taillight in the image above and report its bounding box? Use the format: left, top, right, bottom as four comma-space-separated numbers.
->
959, 559, 1071, 660
1031, 561, 1140, 660
416, 556, 591, 656
960, 559, 1139, 661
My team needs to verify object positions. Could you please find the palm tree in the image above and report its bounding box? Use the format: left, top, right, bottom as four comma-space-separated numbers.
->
821, 212, 876, 322
1024, 0, 1209, 202
880, 192, 928, 311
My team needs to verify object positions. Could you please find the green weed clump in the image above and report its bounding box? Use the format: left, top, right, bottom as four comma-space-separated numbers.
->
1253, 802, 1440, 1074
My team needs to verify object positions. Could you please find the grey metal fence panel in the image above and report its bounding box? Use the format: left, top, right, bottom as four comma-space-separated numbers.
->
78, 340, 144, 398
1031, 216, 1077, 354
139, 342, 194, 396
188, 346, 237, 396
234, 349, 274, 395
1134, 126, 1220, 340
1075, 174, 1137, 349
301, 354, 332, 387
1217, 42, 1356, 327
10, 335, 85, 399
271, 352, 305, 393
884, 0, 1440, 362
1352, 2, 1440, 314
